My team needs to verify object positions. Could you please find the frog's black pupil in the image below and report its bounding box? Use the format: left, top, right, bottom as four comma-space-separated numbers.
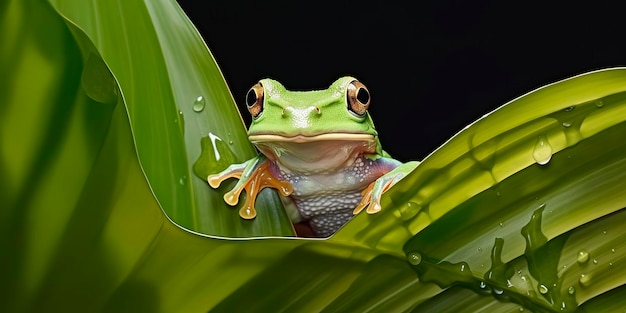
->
246, 88, 257, 107
357, 88, 369, 104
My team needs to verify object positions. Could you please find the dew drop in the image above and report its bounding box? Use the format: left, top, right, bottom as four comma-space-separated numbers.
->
178, 175, 187, 185
407, 252, 422, 265
579, 273, 592, 287
193, 96, 206, 112
564, 106, 576, 112
568, 286, 576, 295
577, 249, 590, 263
593, 259, 598, 265
562, 121, 572, 128
193, 132, 238, 181
498, 222, 504, 228
176, 111, 185, 133
398, 201, 422, 220
81, 53, 118, 105
611, 248, 616, 253
595, 100, 604, 108
532, 136, 553, 165
538, 284, 549, 294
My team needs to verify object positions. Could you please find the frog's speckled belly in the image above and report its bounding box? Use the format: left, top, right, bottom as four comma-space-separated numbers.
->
291, 192, 361, 237
269, 156, 390, 237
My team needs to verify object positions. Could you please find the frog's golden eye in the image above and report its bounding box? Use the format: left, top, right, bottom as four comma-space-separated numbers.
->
346, 80, 370, 116
246, 82, 264, 118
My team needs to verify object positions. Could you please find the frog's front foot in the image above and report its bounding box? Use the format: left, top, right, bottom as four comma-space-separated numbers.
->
208, 158, 293, 219
353, 161, 419, 215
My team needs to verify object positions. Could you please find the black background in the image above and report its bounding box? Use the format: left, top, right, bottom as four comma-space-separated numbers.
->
176, 1, 624, 161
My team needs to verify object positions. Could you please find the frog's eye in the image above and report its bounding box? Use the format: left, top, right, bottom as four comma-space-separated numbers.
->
246, 82, 264, 118
346, 80, 370, 116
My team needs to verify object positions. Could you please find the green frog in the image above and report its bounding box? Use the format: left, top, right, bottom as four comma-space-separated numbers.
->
208, 77, 418, 237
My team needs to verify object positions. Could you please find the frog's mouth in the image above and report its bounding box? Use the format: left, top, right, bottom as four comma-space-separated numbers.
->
248, 133, 377, 174
248, 133, 375, 143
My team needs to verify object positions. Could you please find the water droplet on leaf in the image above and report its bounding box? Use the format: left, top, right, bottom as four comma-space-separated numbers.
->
579, 273, 591, 287
539, 284, 549, 294
407, 252, 422, 265
193, 132, 238, 180
193, 96, 206, 112
176, 111, 185, 133
577, 249, 590, 263
532, 136, 553, 165
398, 201, 422, 220
81, 53, 118, 105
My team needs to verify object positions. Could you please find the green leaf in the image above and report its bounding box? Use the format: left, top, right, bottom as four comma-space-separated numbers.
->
2, 0, 625, 312
46, 0, 294, 237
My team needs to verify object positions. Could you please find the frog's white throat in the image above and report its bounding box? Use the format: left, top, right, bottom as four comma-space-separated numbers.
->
249, 133, 377, 174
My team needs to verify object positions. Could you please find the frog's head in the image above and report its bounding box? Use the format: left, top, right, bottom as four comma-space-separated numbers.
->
245, 77, 382, 172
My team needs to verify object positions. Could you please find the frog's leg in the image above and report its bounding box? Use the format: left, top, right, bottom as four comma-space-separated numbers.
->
353, 161, 419, 215
208, 155, 293, 219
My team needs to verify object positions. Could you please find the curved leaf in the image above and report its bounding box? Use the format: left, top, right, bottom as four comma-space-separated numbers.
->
335, 69, 626, 311
48, 0, 293, 237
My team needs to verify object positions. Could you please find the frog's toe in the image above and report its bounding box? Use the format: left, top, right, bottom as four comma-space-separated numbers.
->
224, 185, 245, 206
208, 174, 226, 188
238, 194, 257, 219
207, 164, 245, 188
353, 182, 374, 215
353, 172, 403, 215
